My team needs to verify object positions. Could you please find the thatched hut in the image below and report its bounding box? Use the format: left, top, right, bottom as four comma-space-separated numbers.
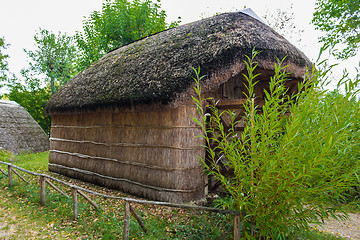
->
0, 100, 49, 154
45, 11, 312, 203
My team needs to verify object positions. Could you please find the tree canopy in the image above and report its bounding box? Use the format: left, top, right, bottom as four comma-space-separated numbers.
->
312, 0, 360, 59
0, 37, 9, 88
75, 0, 180, 71
263, 4, 304, 47
24, 29, 77, 94
2, 29, 75, 134
6, 72, 52, 135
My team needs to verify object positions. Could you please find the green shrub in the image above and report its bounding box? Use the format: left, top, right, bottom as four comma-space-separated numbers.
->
0, 149, 13, 162
192, 51, 360, 239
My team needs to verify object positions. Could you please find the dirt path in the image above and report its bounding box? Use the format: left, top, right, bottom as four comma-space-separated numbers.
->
0, 206, 16, 239
314, 213, 360, 239
0, 204, 70, 239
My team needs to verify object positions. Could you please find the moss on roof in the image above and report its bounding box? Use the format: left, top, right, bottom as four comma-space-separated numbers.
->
46, 12, 312, 114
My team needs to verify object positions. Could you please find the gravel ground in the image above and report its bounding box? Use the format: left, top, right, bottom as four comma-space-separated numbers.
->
314, 213, 360, 239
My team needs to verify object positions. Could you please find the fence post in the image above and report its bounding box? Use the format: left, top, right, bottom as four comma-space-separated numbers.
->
12, 169, 29, 184
46, 179, 69, 198
8, 165, 12, 187
0, 167, 7, 176
129, 204, 147, 233
77, 190, 99, 209
234, 215, 241, 240
72, 187, 78, 220
40, 176, 46, 205
123, 201, 130, 240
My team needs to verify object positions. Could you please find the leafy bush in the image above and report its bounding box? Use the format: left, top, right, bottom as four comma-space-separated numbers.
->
192, 51, 360, 239
0, 149, 13, 162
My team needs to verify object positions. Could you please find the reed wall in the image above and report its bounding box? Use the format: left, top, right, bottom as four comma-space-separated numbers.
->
48, 105, 205, 203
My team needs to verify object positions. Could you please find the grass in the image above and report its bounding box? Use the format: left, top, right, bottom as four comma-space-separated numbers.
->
0, 151, 351, 239
0, 152, 232, 239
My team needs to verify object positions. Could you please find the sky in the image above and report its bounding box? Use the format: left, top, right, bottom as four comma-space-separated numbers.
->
1, 0, 358, 91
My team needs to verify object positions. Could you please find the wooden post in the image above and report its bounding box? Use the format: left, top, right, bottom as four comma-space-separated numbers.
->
40, 176, 46, 205
234, 215, 241, 240
123, 201, 130, 240
78, 190, 99, 209
46, 179, 69, 198
13, 169, 29, 184
72, 187, 78, 220
0, 167, 7, 176
129, 205, 147, 233
8, 165, 12, 187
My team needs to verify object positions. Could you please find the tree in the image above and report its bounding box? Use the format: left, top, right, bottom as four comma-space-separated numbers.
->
75, 0, 180, 71
312, 0, 360, 59
263, 4, 304, 47
0, 37, 9, 88
24, 29, 77, 94
3, 29, 75, 133
193, 52, 360, 238
5, 70, 51, 135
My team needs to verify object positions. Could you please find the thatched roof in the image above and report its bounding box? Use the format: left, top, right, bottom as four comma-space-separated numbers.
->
0, 100, 49, 154
46, 11, 312, 114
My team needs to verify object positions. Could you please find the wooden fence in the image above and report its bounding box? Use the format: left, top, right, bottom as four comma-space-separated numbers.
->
0, 160, 241, 239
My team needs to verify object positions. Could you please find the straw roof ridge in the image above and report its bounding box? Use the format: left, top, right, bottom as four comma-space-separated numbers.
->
45, 11, 312, 114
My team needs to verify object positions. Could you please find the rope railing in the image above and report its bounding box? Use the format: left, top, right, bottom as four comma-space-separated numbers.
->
0, 160, 241, 239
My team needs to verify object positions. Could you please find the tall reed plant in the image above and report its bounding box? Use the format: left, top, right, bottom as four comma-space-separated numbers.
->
192, 50, 360, 239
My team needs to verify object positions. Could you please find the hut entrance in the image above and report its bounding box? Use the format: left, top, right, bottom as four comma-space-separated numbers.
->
205, 98, 264, 194
204, 72, 251, 194
205, 99, 247, 193
204, 70, 302, 195
203, 72, 266, 194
